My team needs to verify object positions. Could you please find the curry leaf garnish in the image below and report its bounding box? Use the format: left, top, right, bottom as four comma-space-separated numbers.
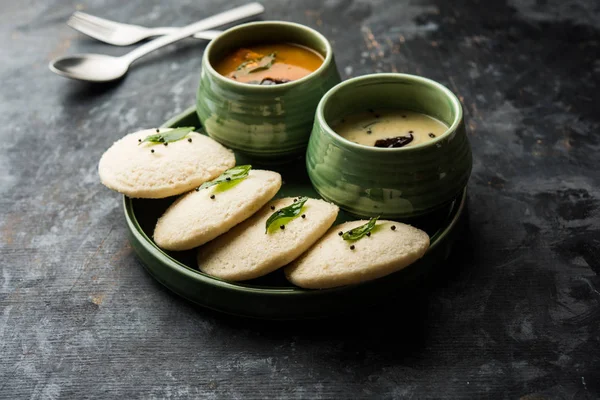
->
246, 53, 276, 73
235, 53, 277, 75
235, 57, 262, 71
236, 60, 253, 71
199, 165, 252, 190
139, 127, 194, 145
265, 197, 308, 233
342, 217, 379, 241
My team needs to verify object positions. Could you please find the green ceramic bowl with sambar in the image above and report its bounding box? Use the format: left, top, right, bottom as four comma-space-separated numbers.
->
197, 21, 341, 162
306, 73, 472, 219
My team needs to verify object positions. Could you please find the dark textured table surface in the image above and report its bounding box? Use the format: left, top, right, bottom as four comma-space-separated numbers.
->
1, 0, 599, 398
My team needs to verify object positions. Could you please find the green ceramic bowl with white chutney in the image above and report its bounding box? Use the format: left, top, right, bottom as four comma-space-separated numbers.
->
197, 21, 341, 161
306, 73, 472, 219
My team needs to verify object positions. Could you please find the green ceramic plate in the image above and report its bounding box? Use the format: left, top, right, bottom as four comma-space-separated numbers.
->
123, 105, 467, 320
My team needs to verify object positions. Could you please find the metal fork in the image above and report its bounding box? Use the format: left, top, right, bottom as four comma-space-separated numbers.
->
67, 11, 223, 46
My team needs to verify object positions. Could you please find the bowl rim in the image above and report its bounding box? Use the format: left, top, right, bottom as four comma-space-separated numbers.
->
202, 20, 334, 91
315, 73, 463, 152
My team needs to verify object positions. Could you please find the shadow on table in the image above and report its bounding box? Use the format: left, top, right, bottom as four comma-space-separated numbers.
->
181, 207, 477, 358
60, 79, 124, 104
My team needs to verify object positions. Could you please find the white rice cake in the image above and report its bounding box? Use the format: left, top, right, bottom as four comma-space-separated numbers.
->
153, 170, 282, 251
197, 197, 339, 281
285, 220, 430, 289
98, 128, 235, 198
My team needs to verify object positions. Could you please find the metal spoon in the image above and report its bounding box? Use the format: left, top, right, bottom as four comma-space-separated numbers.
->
49, 3, 264, 82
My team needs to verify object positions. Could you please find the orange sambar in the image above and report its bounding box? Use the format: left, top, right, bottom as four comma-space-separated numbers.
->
214, 43, 324, 85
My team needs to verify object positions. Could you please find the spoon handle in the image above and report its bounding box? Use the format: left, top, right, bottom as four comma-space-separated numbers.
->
142, 28, 223, 40
121, 3, 264, 64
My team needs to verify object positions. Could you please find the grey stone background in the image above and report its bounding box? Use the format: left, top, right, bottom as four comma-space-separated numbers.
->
1, 0, 599, 398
